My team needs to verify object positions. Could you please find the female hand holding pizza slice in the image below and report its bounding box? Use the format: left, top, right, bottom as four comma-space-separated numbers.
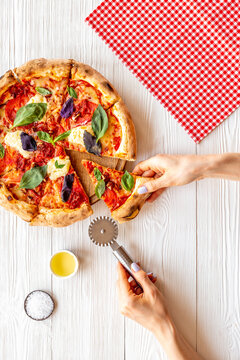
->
133, 153, 240, 202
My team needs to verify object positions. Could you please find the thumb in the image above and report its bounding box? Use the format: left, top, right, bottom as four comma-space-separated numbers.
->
131, 263, 155, 293
138, 176, 166, 194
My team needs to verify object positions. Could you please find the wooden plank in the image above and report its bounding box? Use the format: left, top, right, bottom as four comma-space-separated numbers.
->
124, 87, 197, 359
2, 0, 240, 359
0, 0, 52, 359
0, 211, 52, 360
197, 110, 240, 359
47, 1, 125, 359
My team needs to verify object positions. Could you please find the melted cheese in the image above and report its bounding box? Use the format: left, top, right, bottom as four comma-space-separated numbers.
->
27, 93, 47, 104
4, 131, 32, 159
47, 156, 70, 181
68, 126, 94, 146
81, 86, 100, 104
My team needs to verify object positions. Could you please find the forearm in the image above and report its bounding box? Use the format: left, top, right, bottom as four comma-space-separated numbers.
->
153, 319, 204, 360
191, 153, 240, 181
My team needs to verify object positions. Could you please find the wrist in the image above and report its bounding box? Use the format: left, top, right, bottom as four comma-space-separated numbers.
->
151, 314, 177, 347
188, 155, 219, 181
152, 316, 204, 360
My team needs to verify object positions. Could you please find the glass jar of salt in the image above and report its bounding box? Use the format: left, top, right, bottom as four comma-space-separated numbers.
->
24, 290, 55, 321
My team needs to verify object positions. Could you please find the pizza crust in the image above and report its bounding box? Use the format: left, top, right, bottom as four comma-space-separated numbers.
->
15, 58, 72, 81
0, 70, 19, 104
109, 100, 137, 161
30, 203, 93, 227
71, 60, 120, 108
0, 182, 37, 222
0, 59, 139, 226
111, 177, 150, 223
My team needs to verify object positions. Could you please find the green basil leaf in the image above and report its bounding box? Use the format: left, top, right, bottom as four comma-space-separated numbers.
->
12, 103, 47, 128
121, 171, 134, 192
67, 86, 77, 99
19, 165, 47, 189
0, 144, 5, 159
55, 160, 65, 169
95, 179, 105, 199
37, 131, 54, 145
94, 167, 102, 181
91, 104, 108, 142
53, 130, 71, 143
36, 87, 52, 96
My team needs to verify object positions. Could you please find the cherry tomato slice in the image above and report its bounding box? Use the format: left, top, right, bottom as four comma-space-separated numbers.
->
5, 95, 30, 124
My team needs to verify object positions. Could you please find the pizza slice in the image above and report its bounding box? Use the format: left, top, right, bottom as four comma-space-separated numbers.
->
14, 58, 72, 134
82, 160, 150, 223
57, 62, 136, 161
70, 61, 120, 110
31, 164, 92, 227
0, 131, 92, 225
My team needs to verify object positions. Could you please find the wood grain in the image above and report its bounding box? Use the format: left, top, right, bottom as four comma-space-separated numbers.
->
0, 0, 239, 359
196, 109, 240, 360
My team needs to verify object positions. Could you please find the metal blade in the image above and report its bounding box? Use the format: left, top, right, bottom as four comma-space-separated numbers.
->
88, 216, 118, 247
109, 240, 120, 251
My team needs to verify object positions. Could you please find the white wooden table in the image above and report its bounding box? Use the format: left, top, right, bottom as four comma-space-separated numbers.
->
1, 1, 240, 359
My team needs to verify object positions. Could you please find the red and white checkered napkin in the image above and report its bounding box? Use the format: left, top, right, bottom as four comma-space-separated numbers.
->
86, 0, 240, 143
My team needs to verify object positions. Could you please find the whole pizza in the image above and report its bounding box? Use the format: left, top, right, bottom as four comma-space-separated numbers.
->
0, 58, 150, 226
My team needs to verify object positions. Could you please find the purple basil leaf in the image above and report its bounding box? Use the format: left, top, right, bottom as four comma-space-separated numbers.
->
61, 173, 74, 202
60, 97, 74, 118
83, 130, 101, 156
20, 132, 37, 152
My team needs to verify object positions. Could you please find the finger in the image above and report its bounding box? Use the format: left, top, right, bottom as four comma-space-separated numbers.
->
133, 157, 160, 175
148, 274, 157, 282
131, 263, 156, 294
135, 286, 143, 295
147, 188, 166, 202
142, 170, 156, 178
150, 277, 157, 284
117, 262, 131, 294
130, 279, 137, 288
138, 176, 167, 195
130, 273, 157, 287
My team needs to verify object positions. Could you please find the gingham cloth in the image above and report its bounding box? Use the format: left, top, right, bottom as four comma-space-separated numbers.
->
86, 0, 240, 143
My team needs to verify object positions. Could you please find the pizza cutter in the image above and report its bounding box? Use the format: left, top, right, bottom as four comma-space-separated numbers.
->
88, 216, 142, 289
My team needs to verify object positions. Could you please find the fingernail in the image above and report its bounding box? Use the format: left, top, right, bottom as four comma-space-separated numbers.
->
146, 272, 153, 276
131, 263, 141, 272
138, 186, 148, 194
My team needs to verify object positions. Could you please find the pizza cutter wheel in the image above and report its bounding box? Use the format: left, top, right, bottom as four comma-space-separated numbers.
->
88, 216, 142, 289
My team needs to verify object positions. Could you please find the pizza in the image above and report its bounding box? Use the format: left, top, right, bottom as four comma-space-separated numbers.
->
0, 58, 138, 226
82, 160, 151, 223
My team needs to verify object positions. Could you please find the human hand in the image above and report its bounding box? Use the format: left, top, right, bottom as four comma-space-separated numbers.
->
133, 154, 206, 202
117, 262, 174, 341
117, 262, 205, 360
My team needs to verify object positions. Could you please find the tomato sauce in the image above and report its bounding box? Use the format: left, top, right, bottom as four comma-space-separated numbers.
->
113, 136, 121, 151
65, 169, 89, 209
67, 99, 98, 128
33, 142, 56, 166
24, 184, 46, 205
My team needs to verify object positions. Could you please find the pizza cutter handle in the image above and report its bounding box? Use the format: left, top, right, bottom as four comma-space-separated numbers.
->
112, 246, 143, 290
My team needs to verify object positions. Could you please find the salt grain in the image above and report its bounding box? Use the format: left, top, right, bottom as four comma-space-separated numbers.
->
24, 290, 54, 320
